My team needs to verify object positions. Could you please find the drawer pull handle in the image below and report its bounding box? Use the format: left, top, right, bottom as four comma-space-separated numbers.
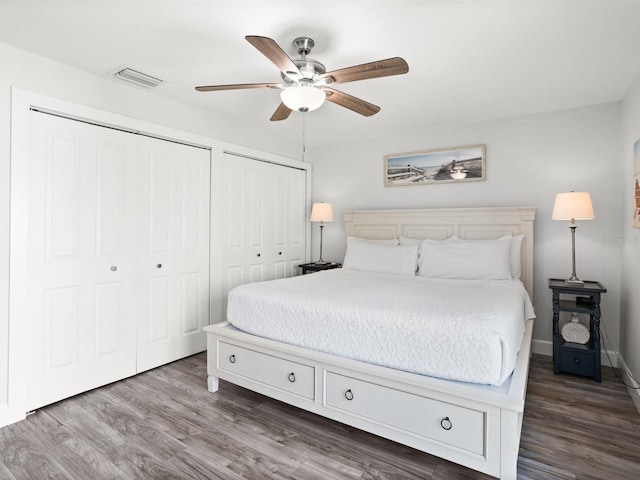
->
156, 263, 162, 269
344, 389, 354, 401
288, 372, 296, 383
110, 266, 118, 272
574, 357, 581, 365
229, 354, 236, 364
440, 417, 453, 431
279, 251, 282, 255
257, 253, 261, 257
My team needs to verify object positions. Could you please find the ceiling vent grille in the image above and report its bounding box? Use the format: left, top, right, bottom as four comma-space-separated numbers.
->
113, 67, 164, 88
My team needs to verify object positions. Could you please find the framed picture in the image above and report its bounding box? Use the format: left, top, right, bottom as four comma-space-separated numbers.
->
384, 144, 486, 187
634, 138, 640, 229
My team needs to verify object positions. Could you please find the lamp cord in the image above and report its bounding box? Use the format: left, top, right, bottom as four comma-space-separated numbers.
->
599, 322, 640, 389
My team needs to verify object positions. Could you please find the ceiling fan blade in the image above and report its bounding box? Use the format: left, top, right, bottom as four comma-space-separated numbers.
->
195, 82, 281, 92
323, 88, 380, 116
320, 57, 409, 85
245, 35, 301, 77
270, 103, 293, 121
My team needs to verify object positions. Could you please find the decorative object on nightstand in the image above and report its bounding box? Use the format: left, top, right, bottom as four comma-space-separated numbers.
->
299, 262, 342, 275
552, 191, 594, 286
561, 312, 590, 344
310, 202, 334, 264
549, 278, 606, 382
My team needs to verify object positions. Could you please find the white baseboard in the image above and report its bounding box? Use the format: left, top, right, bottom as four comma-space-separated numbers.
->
0, 403, 7, 429
531, 339, 617, 367
531, 339, 552, 357
617, 354, 640, 414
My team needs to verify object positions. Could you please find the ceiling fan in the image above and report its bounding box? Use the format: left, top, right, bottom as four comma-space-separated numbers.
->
195, 35, 409, 121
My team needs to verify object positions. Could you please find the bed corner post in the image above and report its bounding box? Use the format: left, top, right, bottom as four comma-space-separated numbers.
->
208, 375, 219, 393
499, 409, 521, 480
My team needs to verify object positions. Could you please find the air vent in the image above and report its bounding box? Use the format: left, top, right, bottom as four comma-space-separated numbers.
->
113, 67, 164, 88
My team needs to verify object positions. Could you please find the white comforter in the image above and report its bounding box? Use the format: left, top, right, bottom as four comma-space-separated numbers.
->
227, 269, 535, 386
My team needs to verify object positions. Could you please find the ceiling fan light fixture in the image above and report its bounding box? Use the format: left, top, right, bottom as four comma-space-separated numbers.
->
280, 82, 326, 112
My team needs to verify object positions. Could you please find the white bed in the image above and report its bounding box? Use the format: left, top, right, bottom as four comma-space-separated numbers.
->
204, 206, 537, 479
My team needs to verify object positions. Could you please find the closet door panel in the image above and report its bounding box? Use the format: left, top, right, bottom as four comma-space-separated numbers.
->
26, 112, 138, 411
221, 153, 307, 315
95, 281, 126, 357
221, 154, 268, 303
147, 152, 172, 255
268, 163, 305, 278
137, 137, 210, 372
44, 287, 79, 370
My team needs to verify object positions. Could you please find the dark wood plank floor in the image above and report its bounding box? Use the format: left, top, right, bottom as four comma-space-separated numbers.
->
1, 353, 638, 480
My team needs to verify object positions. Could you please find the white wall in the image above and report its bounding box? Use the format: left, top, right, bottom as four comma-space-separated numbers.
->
0, 41, 299, 419
620, 72, 640, 409
311, 103, 623, 355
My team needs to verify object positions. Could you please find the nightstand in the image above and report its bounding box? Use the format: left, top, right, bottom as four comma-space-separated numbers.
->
299, 262, 342, 275
549, 278, 607, 382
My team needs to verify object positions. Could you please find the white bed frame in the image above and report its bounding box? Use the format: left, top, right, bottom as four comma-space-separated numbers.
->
204, 206, 537, 479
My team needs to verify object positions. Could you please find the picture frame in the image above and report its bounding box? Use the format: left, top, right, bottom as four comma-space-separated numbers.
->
384, 144, 486, 187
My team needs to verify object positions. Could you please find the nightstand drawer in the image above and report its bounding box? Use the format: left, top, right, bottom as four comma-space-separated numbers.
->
559, 348, 595, 377
218, 342, 315, 399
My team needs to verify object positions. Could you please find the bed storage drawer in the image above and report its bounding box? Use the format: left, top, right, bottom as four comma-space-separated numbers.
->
218, 342, 315, 399
325, 372, 485, 455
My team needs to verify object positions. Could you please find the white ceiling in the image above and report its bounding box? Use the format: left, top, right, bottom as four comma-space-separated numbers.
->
1, 0, 640, 147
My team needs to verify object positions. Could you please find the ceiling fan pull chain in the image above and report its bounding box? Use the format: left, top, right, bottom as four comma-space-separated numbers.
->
302, 112, 306, 162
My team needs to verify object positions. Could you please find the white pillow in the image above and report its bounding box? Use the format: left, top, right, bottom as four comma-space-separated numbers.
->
506, 234, 524, 279
398, 235, 423, 247
347, 236, 399, 245
343, 238, 418, 276
419, 236, 512, 280
410, 236, 456, 275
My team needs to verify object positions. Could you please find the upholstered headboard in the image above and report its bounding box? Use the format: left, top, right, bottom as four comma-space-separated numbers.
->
344, 206, 537, 299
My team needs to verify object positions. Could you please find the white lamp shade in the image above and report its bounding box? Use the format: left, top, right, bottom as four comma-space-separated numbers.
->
310, 202, 334, 223
552, 192, 595, 221
281, 84, 326, 112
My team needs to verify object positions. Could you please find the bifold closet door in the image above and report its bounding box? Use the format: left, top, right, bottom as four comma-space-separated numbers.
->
26, 112, 138, 411
221, 153, 305, 312
136, 137, 211, 373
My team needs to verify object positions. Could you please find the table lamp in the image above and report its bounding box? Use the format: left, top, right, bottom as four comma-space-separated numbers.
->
552, 191, 594, 285
310, 202, 334, 264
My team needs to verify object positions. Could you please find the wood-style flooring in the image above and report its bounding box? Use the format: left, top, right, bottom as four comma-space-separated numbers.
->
1, 353, 638, 480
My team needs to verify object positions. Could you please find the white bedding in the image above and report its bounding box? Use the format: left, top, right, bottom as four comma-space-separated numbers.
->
226, 269, 535, 386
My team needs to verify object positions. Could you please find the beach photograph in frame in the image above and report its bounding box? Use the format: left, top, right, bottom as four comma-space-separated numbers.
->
634, 138, 640, 228
384, 144, 486, 187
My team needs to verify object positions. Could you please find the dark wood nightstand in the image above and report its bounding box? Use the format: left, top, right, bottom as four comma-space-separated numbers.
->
299, 262, 342, 275
549, 278, 606, 382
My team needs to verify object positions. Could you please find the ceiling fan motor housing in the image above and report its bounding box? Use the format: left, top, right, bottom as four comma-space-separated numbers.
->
280, 37, 327, 85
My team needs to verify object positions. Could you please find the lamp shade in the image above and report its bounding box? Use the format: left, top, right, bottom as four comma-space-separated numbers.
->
281, 83, 326, 112
552, 192, 595, 221
310, 202, 334, 223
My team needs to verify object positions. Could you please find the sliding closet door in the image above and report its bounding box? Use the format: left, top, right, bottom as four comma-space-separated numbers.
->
136, 137, 211, 372
221, 153, 306, 313
26, 112, 138, 411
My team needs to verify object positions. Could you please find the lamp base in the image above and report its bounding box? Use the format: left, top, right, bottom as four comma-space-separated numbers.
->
564, 277, 585, 286
314, 260, 329, 265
